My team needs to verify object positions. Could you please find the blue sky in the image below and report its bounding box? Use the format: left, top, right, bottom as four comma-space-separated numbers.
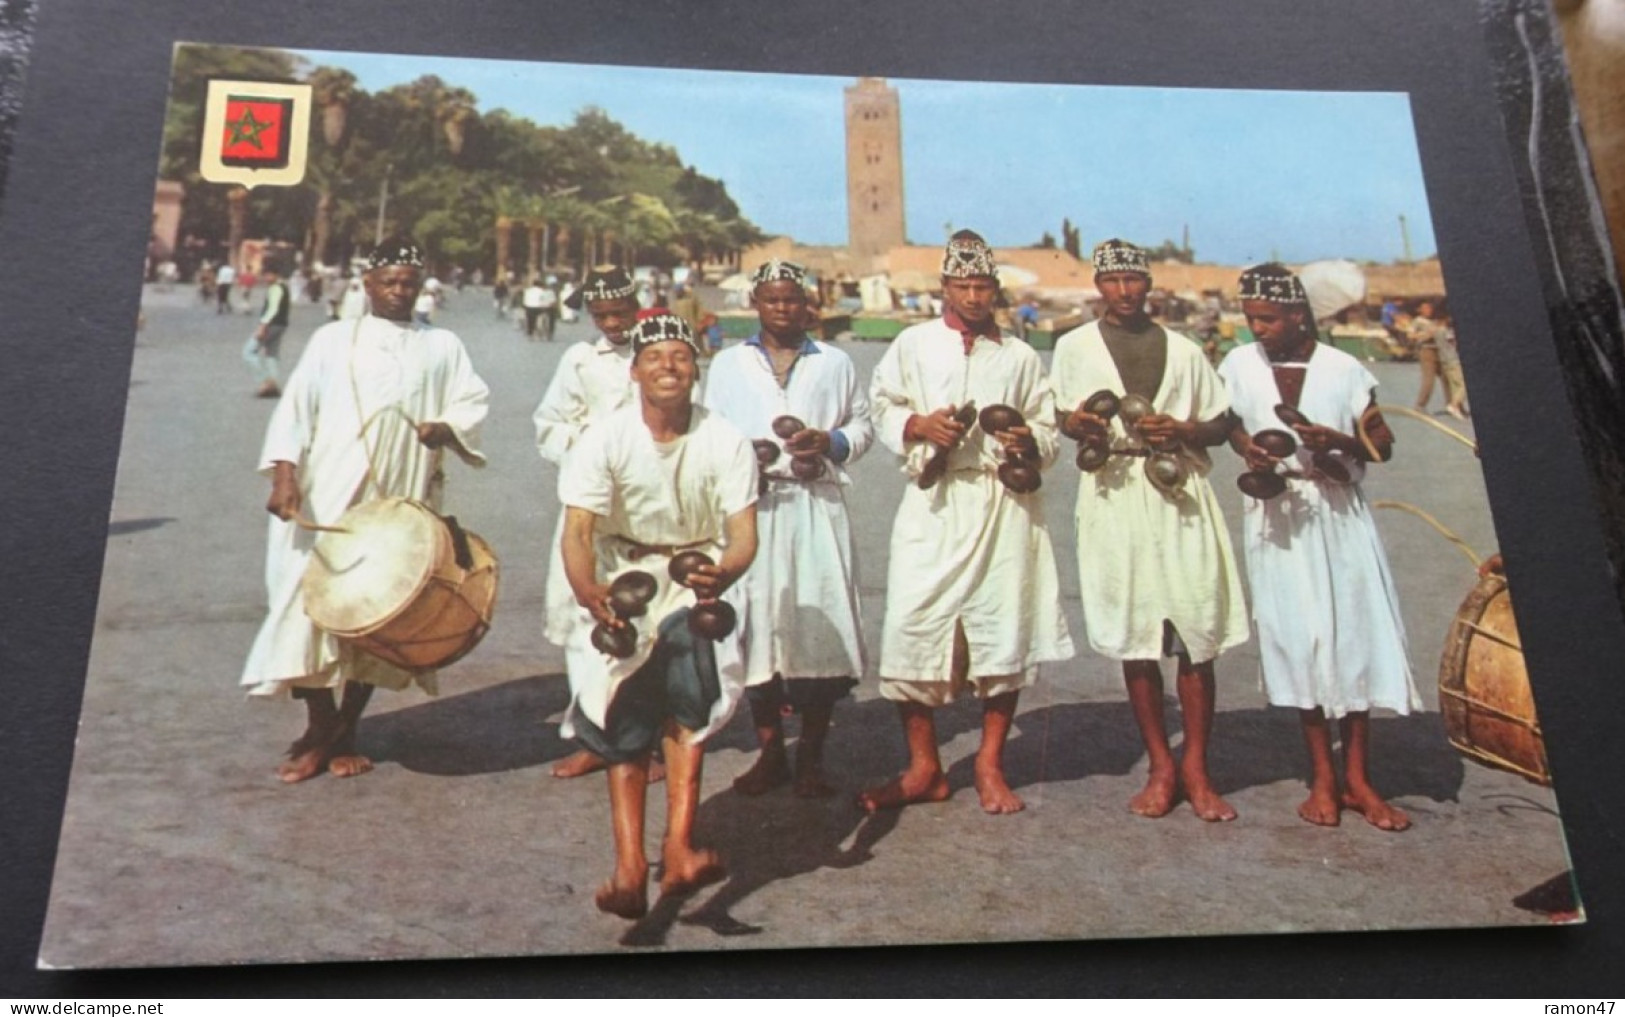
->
291, 48, 1438, 266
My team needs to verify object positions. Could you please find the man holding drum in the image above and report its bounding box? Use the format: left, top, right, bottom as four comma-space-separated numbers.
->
1218, 262, 1419, 831
558, 312, 758, 918
700, 259, 874, 798
863, 230, 1073, 816
1052, 238, 1247, 822
242, 236, 490, 784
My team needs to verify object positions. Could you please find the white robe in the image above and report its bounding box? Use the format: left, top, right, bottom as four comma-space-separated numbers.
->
1050, 321, 1247, 663
700, 336, 874, 685
533, 334, 638, 644
558, 404, 757, 739
1217, 342, 1421, 716
241, 315, 489, 697
870, 319, 1074, 681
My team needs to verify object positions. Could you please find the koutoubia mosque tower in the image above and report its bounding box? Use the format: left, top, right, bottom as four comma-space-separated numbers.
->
844, 77, 906, 266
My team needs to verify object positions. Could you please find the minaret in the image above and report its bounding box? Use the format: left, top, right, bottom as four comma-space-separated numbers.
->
845, 77, 906, 266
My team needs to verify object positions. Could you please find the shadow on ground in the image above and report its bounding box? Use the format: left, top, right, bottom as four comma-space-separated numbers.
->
356, 672, 578, 776
354, 678, 1469, 946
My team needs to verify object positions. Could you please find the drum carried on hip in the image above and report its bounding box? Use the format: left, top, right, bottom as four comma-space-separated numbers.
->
302, 497, 499, 670
1438, 568, 1550, 786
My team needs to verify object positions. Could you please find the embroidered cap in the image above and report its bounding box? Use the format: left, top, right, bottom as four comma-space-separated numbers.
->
566, 265, 638, 310
941, 229, 998, 279
1238, 262, 1310, 306
366, 236, 425, 272
1092, 238, 1150, 276
750, 259, 808, 290
629, 311, 700, 358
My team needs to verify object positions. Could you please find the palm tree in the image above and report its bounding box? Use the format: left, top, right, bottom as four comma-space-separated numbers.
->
308, 66, 358, 149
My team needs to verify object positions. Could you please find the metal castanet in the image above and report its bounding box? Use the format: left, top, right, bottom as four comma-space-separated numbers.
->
997, 461, 1042, 494
688, 599, 737, 641
591, 620, 638, 659
979, 403, 1041, 493
1237, 468, 1287, 500
607, 570, 658, 619
1075, 438, 1111, 472
1144, 452, 1189, 496
668, 549, 714, 586
790, 454, 826, 480
1117, 393, 1154, 429
1274, 403, 1312, 429
1252, 428, 1298, 459
917, 401, 977, 490
977, 403, 1025, 436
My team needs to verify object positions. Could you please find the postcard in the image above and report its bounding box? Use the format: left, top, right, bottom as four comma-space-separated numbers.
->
18, 36, 1585, 969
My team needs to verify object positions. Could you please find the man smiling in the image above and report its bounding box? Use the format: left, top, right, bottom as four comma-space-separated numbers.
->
557, 312, 758, 918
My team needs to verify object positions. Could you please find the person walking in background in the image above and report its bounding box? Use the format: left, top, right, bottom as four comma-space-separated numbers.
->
215, 261, 235, 314
243, 262, 291, 399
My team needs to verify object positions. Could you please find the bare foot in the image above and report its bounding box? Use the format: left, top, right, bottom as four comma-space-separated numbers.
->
551, 748, 607, 779
1342, 786, 1411, 832
659, 847, 726, 898
276, 745, 330, 784
732, 749, 791, 796
595, 870, 649, 919
857, 769, 950, 813
1179, 765, 1237, 822
1297, 782, 1341, 827
972, 760, 1025, 814
1129, 766, 1178, 818
328, 754, 374, 778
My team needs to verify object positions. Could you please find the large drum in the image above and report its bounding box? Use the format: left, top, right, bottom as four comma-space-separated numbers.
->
1438, 570, 1551, 786
302, 497, 499, 671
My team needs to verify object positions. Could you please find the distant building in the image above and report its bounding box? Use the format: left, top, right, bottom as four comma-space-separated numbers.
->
152, 180, 185, 260
845, 77, 906, 269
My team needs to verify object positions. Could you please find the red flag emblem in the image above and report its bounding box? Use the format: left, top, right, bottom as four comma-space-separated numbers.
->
219, 95, 293, 169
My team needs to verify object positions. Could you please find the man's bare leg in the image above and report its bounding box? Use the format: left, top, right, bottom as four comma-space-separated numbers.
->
658, 723, 725, 896
1175, 659, 1235, 821
858, 701, 951, 812
1124, 660, 1178, 817
326, 681, 374, 778
554, 747, 664, 782
552, 748, 608, 779
1297, 708, 1341, 826
792, 699, 837, 799
1339, 712, 1411, 831
732, 693, 791, 795
973, 690, 1024, 814
597, 754, 652, 918
278, 687, 339, 783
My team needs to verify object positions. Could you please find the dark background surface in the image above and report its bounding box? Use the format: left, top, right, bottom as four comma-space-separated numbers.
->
1, 0, 1621, 996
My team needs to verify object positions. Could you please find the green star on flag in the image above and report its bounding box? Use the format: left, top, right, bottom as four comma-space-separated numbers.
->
225, 106, 271, 150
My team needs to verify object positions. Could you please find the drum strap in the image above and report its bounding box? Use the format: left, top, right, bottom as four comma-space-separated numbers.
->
443, 515, 476, 570
347, 317, 429, 502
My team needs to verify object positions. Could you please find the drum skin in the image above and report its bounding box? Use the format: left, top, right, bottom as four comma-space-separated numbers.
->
302, 498, 499, 671
1438, 570, 1550, 786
